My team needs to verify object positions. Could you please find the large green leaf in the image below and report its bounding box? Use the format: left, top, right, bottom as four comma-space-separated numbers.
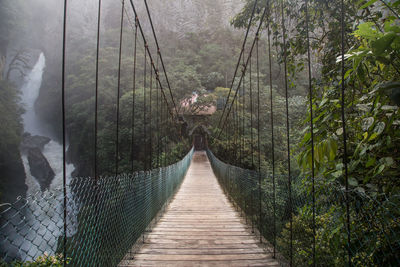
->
371, 33, 397, 55
327, 139, 338, 161
390, 87, 400, 106
349, 177, 359, 187
374, 122, 386, 135
378, 82, 400, 106
354, 22, 378, 39
362, 117, 374, 131
366, 157, 376, 168
359, 0, 378, 9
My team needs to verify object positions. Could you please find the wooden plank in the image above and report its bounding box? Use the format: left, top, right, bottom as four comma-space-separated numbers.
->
151, 228, 249, 232
134, 253, 271, 261
119, 151, 279, 267
139, 243, 262, 250
145, 238, 259, 245
154, 225, 248, 228
138, 248, 265, 255
121, 259, 279, 267
151, 230, 250, 234
157, 220, 243, 223
147, 235, 254, 240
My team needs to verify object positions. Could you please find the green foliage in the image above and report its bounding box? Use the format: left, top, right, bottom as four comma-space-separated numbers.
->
216, 0, 400, 265
168, 62, 203, 96
296, 0, 400, 194
62, 27, 196, 176
166, 29, 241, 97
0, 81, 23, 155
278, 206, 346, 266
295, 1, 400, 265
56, 18, 246, 176
211, 82, 307, 172
2, 254, 68, 267
0, 80, 23, 199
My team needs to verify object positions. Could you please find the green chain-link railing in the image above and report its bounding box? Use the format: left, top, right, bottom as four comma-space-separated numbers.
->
1, 148, 193, 266
207, 149, 400, 266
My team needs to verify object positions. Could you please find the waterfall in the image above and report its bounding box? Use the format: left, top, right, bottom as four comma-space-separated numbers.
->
20, 53, 46, 137
18, 52, 77, 261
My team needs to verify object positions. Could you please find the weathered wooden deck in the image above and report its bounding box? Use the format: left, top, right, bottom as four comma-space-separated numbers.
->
120, 151, 279, 266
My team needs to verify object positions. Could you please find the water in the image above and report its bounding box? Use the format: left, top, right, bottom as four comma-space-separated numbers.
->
18, 52, 77, 260
20, 53, 46, 136
20, 52, 76, 193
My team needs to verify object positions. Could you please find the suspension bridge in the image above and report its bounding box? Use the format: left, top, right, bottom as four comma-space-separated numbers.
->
119, 151, 279, 266
1, 0, 399, 266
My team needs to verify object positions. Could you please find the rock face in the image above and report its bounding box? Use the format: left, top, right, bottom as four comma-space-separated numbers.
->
0, 145, 28, 203
27, 147, 55, 191
20, 133, 55, 191
20, 133, 51, 153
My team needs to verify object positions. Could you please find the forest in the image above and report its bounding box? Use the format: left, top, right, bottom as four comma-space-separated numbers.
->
0, 0, 399, 266
0, 0, 244, 197
211, 0, 400, 265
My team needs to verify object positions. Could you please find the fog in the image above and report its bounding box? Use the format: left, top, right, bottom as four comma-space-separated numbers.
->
0, 0, 246, 261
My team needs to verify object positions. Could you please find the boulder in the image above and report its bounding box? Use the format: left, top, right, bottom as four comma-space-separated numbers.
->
20, 133, 51, 153
27, 147, 55, 191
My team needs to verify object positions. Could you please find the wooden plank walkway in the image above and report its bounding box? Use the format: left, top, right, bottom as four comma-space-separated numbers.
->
120, 151, 279, 267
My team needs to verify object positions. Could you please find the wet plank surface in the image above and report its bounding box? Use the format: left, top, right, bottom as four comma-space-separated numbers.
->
120, 151, 279, 267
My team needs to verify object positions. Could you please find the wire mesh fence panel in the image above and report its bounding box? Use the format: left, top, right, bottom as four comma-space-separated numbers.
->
207, 149, 259, 230
348, 190, 400, 266
207, 149, 400, 266
1, 148, 193, 266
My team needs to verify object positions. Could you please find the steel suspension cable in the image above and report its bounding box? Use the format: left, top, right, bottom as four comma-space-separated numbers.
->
115, 0, 125, 176
168, 110, 172, 165
160, 58, 166, 167
225, 121, 229, 157
216, 0, 259, 131
241, 54, 245, 167
233, 95, 236, 161
235, 88, 239, 164
119, 1, 187, 171
280, 1, 293, 265
156, 54, 160, 168
149, 58, 153, 169
160, 77, 164, 167
127, 0, 175, 121
256, 34, 262, 243
231, 111, 234, 161
61, 0, 68, 264
143, 45, 148, 170
94, 0, 102, 180
131, 16, 138, 172
112, 4, 127, 253
340, 0, 351, 265
233, 94, 236, 163
228, 114, 231, 160
111, 0, 192, 173
266, 10, 276, 258
163, 100, 167, 166
166, 102, 169, 165
143, 0, 179, 116
249, 54, 254, 169
235, 89, 239, 163
92, 0, 103, 255
124, 2, 182, 139
217, 5, 268, 139
231, 93, 234, 160
305, 0, 316, 265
